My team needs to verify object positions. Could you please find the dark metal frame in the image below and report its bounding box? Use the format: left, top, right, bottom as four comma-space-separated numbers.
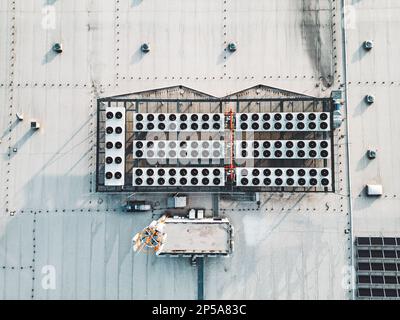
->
96, 97, 334, 193
354, 237, 400, 300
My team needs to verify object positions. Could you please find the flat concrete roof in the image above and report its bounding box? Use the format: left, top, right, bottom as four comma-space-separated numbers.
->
1, 0, 399, 300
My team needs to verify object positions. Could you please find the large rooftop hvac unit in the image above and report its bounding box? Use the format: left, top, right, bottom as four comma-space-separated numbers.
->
104, 107, 125, 186
97, 93, 335, 192
133, 140, 225, 159
132, 167, 225, 187
235, 168, 331, 187
235, 140, 330, 159
235, 112, 330, 132
134, 113, 225, 132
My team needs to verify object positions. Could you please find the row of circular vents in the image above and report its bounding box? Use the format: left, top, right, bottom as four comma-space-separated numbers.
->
106, 111, 124, 120
235, 140, 330, 159
132, 168, 225, 186
236, 168, 331, 187
130, 139, 330, 159
134, 113, 224, 131
239, 177, 330, 187
131, 112, 331, 132
105, 171, 123, 180
123, 167, 332, 188
236, 112, 330, 131
133, 140, 224, 159
134, 140, 223, 149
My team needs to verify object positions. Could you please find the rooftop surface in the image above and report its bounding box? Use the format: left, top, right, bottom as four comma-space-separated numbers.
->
0, 0, 399, 300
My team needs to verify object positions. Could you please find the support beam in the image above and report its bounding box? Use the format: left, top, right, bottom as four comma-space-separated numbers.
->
197, 257, 204, 300
212, 194, 219, 218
